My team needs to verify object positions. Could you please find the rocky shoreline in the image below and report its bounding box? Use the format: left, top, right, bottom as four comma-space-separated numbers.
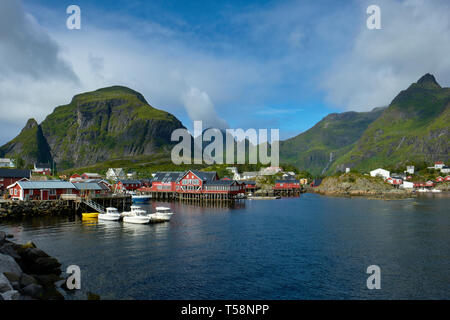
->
0, 231, 65, 300
0, 200, 75, 220
312, 173, 416, 199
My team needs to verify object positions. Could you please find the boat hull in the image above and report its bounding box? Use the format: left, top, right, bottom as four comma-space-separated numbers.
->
123, 216, 150, 224
82, 213, 99, 219
132, 196, 151, 203
98, 214, 121, 221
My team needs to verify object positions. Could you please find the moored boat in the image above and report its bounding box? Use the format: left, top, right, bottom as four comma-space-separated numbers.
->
149, 206, 173, 222
82, 212, 99, 219
122, 205, 150, 224
132, 195, 152, 203
98, 207, 122, 221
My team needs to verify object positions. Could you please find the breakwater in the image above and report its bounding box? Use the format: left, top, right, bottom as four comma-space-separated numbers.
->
0, 231, 64, 300
0, 200, 75, 220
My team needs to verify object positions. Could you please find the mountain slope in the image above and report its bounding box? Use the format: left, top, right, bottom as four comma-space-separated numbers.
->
279, 107, 385, 175
40, 86, 185, 168
330, 74, 450, 172
0, 118, 52, 166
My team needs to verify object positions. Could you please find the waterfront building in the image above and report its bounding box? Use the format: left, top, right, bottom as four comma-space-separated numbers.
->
436, 176, 444, 182
401, 181, 414, 189
241, 172, 259, 180
115, 180, 142, 192
7, 180, 76, 201
273, 180, 300, 190
445, 175, 450, 181
69, 174, 83, 182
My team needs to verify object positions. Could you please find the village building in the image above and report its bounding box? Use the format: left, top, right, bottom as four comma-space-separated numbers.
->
445, 175, 450, 181
226, 167, 241, 180
0, 158, 15, 168
436, 176, 444, 182
114, 179, 142, 192
406, 165, 415, 174
241, 172, 259, 180
401, 181, 414, 189
0, 169, 31, 194
273, 180, 300, 190
33, 163, 52, 175
434, 161, 445, 170
441, 166, 450, 174
386, 177, 402, 186
260, 166, 283, 176
8, 180, 76, 201
106, 168, 126, 181
73, 182, 110, 197
241, 180, 258, 192
299, 178, 308, 185
81, 173, 102, 180
370, 168, 390, 179
69, 174, 83, 182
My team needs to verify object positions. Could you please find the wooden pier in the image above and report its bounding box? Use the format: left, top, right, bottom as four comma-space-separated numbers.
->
61, 194, 132, 213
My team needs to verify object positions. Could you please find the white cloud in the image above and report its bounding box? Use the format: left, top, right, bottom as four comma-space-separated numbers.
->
181, 86, 228, 129
322, 0, 450, 110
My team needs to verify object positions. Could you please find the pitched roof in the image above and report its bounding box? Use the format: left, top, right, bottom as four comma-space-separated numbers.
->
205, 180, 237, 186
275, 180, 299, 183
151, 172, 185, 183
14, 180, 75, 189
72, 182, 104, 190
0, 169, 31, 178
188, 170, 217, 182
118, 179, 141, 184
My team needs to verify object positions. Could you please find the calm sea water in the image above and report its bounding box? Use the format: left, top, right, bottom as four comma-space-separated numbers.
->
1, 193, 449, 300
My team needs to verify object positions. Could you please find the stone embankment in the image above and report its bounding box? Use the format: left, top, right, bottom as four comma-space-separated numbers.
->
0, 231, 65, 300
313, 173, 415, 199
0, 200, 74, 220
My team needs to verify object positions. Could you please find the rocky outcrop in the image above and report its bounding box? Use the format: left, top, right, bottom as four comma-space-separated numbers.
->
0, 200, 74, 220
313, 173, 415, 199
0, 232, 64, 300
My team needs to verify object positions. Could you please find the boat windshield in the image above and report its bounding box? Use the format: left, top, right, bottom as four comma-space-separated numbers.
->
156, 207, 171, 213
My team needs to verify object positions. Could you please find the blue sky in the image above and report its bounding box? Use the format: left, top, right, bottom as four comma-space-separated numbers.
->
1, 0, 450, 144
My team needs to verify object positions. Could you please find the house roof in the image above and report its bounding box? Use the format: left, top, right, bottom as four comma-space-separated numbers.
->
34, 163, 51, 169
275, 180, 299, 184
186, 170, 217, 182
205, 180, 237, 186
13, 180, 75, 190
151, 172, 185, 183
0, 169, 31, 178
118, 179, 141, 184
242, 171, 258, 176
241, 180, 256, 185
73, 182, 104, 190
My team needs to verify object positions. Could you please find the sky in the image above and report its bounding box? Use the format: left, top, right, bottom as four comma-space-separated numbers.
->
1, 0, 450, 145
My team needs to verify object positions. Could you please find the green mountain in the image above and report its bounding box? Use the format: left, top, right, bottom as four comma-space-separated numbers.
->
0, 118, 52, 166
279, 107, 385, 175
1, 86, 185, 169
330, 74, 450, 172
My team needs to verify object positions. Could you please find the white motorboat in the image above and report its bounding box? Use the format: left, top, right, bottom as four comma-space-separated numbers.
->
431, 189, 442, 193
122, 205, 150, 224
98, 207, 122, 221
149, 206, 173, 222
417, 188, 430, 193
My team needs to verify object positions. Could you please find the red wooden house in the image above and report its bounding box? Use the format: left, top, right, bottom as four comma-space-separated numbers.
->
425, 180, 435, 187
115, 180, 142, 192
176, 170, 218, 193
241, 180, 257, 192
8, 180, 76, 201
273, 180, 301, 190
436, 176, 444, 182
0, 169, 31, 193
445, 176, 450, 181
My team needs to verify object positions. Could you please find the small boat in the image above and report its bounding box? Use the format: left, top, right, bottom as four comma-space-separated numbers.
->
149, 206, 173, 222
431, 189, 442, 193
122, 205, 150, 224
82, 212, 99, 219
98, 207, 122, 221
132, 194, 152, 203
417, 188, 430, 193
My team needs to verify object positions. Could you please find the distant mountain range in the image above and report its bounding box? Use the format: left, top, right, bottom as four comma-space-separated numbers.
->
1, 74, 448, 174
281, 74, 449, 174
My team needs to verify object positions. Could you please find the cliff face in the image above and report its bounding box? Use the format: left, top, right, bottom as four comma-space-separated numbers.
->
1, 86, 185, 169
330, 74, 450, 172
0, 118, 52, 166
